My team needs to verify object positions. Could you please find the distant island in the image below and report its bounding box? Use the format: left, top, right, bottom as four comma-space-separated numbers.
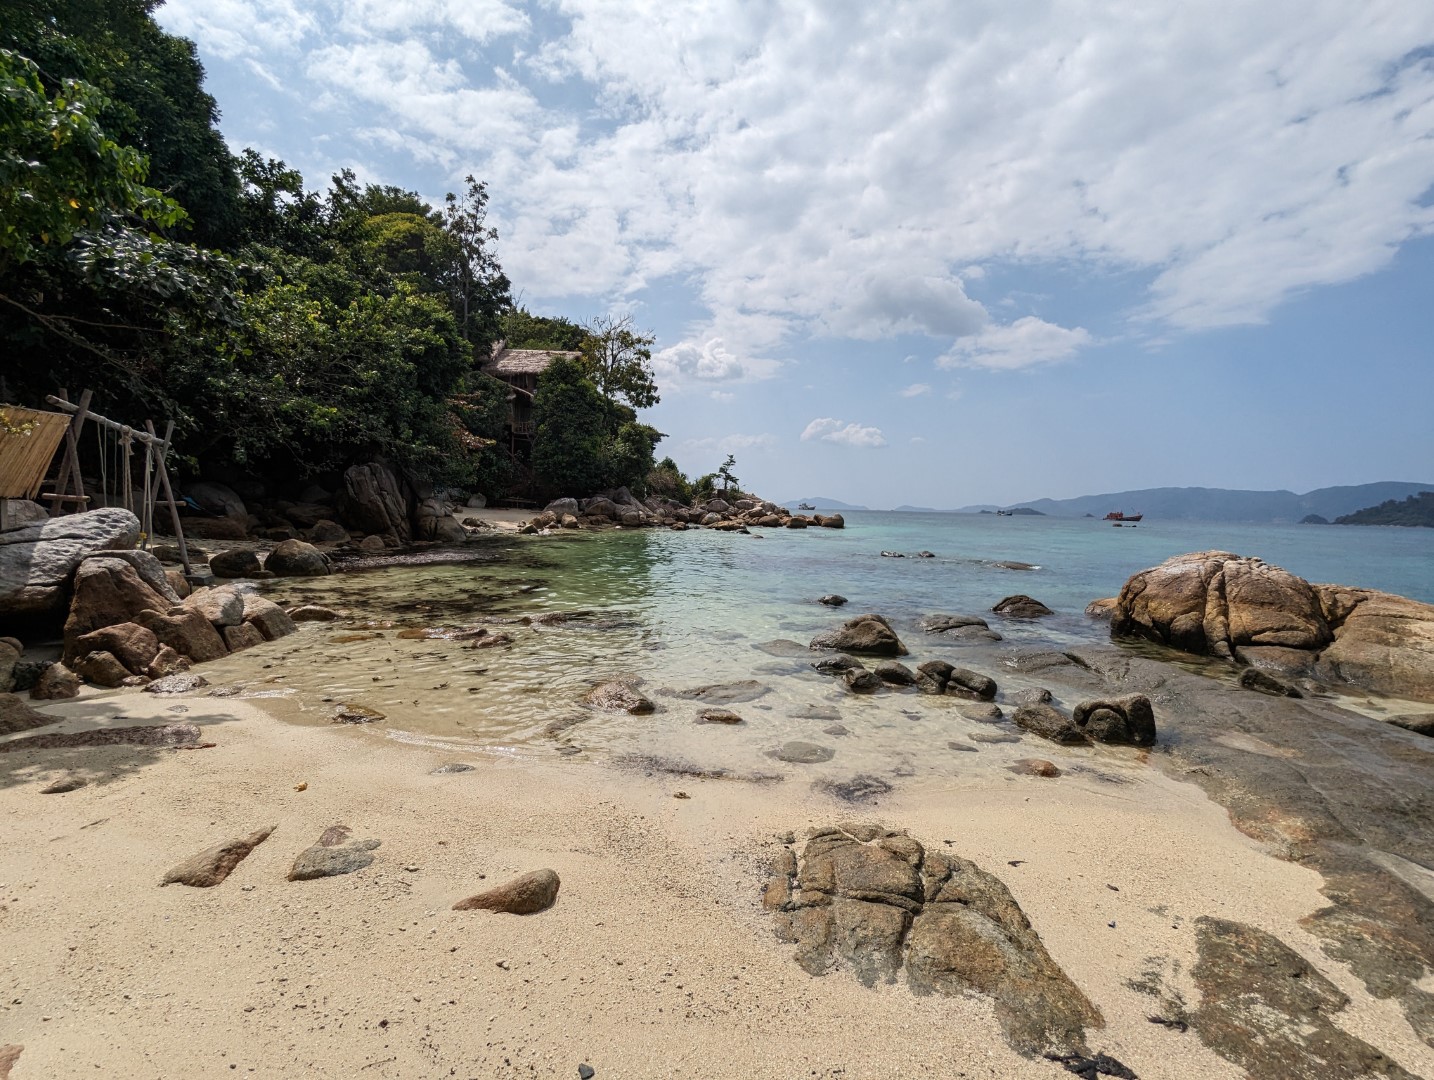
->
953, 482, 1434, 523
977, 507, 1045, 516
1335, 491, 1434, 528
782, 497, 870, 511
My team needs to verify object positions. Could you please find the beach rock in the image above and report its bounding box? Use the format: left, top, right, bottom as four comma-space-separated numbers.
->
1238, 667, 1302, 698
30, 662, 80, 700
1389, 714, 1434, 737
1085, 598, 1117, 620
185, 480, 246, 520
993, 594, 1054, 618
1191, 917, 1418, 1079
307, 519, 349, 544
996, 561, 1038, 571
41, 774, 87, 793
1112, 551, 1330, 658
583, 496, 620, 520
843, 669, 883, 693
208, 548, 262, 578
1010, 687, 1053, 706
809, 613, 908, 656
818, 594, 848, 607
288, 824, 381, 880
923, 614, 990, 633
666, 680, 769, 704
147, 646, 189, 679
165, 569, 191, 599
73, 650, 131, 687
182, 515, 250, 540
288, 605, 340, 622
132, 608, 228, 663
955, 702, 1005, 722
946, 668, 997, 701
332, 703, 385, 724
545, 497, 580, 518
584, 678, 654, 714
162, 826, 276, 887
1312, 587, 1434, 702
241, 594, 298, 641
466, 493, 487, 509
74, 622, 160, 675
341, 462, 412, 542
1010, 758, 1061, 777
453, 869, 561, 915
282, 503, 334, 530
766, 826, 1100, 1055
0, 693, 54, 735
62, 553, 178, 661
358, 533, 388, 552
1071, 694, 1157, 746
144, 672, 209, 694
1, 498, 47, 529
818, 513, 845, 529
814, 775, 893, 802
874, 661, 917, 686
814, 655, 866, 676
414, 497, 466, 543
223, 622, 265, 652
183, 585, 245, 627
0, 508, 141, 619
696, 708, 744, 724
0, 721, 206, 752
1013, 702, 1089, 745
265, 539, 329, 577
770, 741, 835, 764
432, 762, 475, 774
785, 517, 808, 529
0, 639, 16, 693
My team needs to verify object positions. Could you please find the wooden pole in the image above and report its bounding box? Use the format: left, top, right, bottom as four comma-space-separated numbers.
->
46, 395, 165, 446
147, 420, 174, 524
145, 420, 192, 577
49, 388, 93, 515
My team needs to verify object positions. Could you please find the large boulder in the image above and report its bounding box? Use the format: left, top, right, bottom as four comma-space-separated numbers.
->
1111, 551, 1330, 659
992, 594, 1054, 619
0, 499, 48, 530
413, 497, 466, 544
809, 613, 908, 656
131, 607, 229, 663
73, 622, 161, 675
208, 548, 262, 578
184, 481, 247, 520
183, 585, 245, 627
1071, 694, 1157, 746
241, 594, 297, 641
62, 552, 179, 662
340, 462, 412, 542
0, 638, 17, 693
1313, 587, 1434, 701
544, 497, 580, 518
264, 539, 330, 577
765, 826, 1100, 1056
582, 496, 620, 520
0, 508, 141, 620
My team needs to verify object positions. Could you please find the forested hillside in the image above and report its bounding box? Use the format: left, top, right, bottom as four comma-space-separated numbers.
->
1335, 492, 1434, 528
0, 0, 666, 500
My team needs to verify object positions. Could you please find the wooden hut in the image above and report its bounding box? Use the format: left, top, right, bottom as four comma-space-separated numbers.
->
480, 342, 581, 447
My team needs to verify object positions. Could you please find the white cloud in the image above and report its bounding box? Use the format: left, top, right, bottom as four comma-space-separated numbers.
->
939, 317, 1093, 371
650, 337, 780, 389
167, 1, 1434, 354
801, 418, 887, 449
709, 390, 735, 403
684, 433, 778, 454
899, 383, 932, 398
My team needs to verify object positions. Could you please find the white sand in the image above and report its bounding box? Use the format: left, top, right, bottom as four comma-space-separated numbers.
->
2, 690, 1431, 1078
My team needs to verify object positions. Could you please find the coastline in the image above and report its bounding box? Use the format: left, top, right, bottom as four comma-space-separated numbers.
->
4, 684, 1432, 1077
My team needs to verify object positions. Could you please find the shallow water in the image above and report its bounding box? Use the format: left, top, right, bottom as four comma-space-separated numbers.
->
198, 513, 1434, 785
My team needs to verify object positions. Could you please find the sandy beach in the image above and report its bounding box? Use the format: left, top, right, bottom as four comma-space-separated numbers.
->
4, 683, 1431, 1079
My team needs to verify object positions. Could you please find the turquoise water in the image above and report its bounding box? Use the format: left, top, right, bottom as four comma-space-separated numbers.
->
207, 512, 1433, 779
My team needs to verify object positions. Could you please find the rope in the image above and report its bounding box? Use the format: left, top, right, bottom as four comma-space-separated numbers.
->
119, 426, 133, 515
95, 420, 107, 506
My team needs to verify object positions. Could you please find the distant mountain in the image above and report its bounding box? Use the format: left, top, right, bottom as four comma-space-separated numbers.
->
782, 497, 870, 511
952, 482, 1434, 523
1335, 491, 1434, 527
892, 505, 938, 512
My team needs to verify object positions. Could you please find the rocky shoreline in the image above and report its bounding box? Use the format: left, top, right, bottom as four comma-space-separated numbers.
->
2, 515, 1433, 1077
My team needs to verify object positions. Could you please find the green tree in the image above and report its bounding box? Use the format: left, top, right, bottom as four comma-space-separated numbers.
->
717, 454, 740, 497
531, 356, 612, 495
441, 175, 510, 348
579, 313, 659, 409
501, 306, 586, 350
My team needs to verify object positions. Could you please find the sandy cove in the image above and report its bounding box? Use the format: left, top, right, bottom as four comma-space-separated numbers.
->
3, 688, 1432, 1079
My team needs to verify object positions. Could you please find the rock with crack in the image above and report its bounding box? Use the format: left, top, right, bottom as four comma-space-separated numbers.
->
453, 869, 560, 914
288, 824, 381, 880
765, 825, 1101, 1057
1014, 702, 1090, 745
1071, 695, 1157, 746
1191, 917, 1419, 1079
162, 826, 276, 887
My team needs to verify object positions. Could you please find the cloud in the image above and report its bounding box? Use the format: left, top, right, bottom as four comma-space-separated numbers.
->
801, 418, 887, 448
165, 1, 1434, 353
650, 337, 780, 389
684, 433, 778, 454
709, 390, 735, 403
899, 383, 932, 398
939, 317, 1093, 371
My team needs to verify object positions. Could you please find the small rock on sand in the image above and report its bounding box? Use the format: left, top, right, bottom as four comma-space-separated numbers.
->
163, 826, 276, 887
1010, 758, 1061, 777
770, 741, 835, 764
332, 704, 385, 724
144, 673, 209, 695
432, 762, 475, 774
453, 868, 560, 914
288, 825, 381, 880
40, 774, 87, 794
696, 708, 744, 724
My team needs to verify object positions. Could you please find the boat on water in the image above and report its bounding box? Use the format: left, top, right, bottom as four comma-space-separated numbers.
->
994, 509, 1013, 516
797, 502, 816, 511
1104, 510, 1143, 522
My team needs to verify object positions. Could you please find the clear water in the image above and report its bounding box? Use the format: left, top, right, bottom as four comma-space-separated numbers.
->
202, 512, 1434, 783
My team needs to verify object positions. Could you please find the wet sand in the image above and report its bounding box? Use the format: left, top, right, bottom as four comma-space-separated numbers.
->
3, 685, 1432, 1078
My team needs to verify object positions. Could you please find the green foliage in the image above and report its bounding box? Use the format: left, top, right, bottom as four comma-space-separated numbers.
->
441, 175, 511, 349
645, 456, 693, 503
717, 454, 740, 496
501, 306, 585, 350
579, 313, 659, 409
531, 356, 663, 497
0, 49, 185, 267
1335, 491, 1434, 528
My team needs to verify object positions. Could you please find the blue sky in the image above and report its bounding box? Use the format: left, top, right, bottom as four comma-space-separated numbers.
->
158, 0, 1434, 508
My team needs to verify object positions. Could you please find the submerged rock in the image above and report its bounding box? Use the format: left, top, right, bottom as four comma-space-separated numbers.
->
1013, 702, 1089, 745
765, 826, 1100, 1055
770, 741, 835, 764
665, 679, 769, 704
818, 594, 848, 607
584, 677, 655, 714
993, 594, 1054, 618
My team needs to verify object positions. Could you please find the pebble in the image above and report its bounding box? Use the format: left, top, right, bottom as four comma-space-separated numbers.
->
578, 1066, 595, 1079
496, 960, 510, 970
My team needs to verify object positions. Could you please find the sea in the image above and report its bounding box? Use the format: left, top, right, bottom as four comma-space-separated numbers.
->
201, 512, 1434, 784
